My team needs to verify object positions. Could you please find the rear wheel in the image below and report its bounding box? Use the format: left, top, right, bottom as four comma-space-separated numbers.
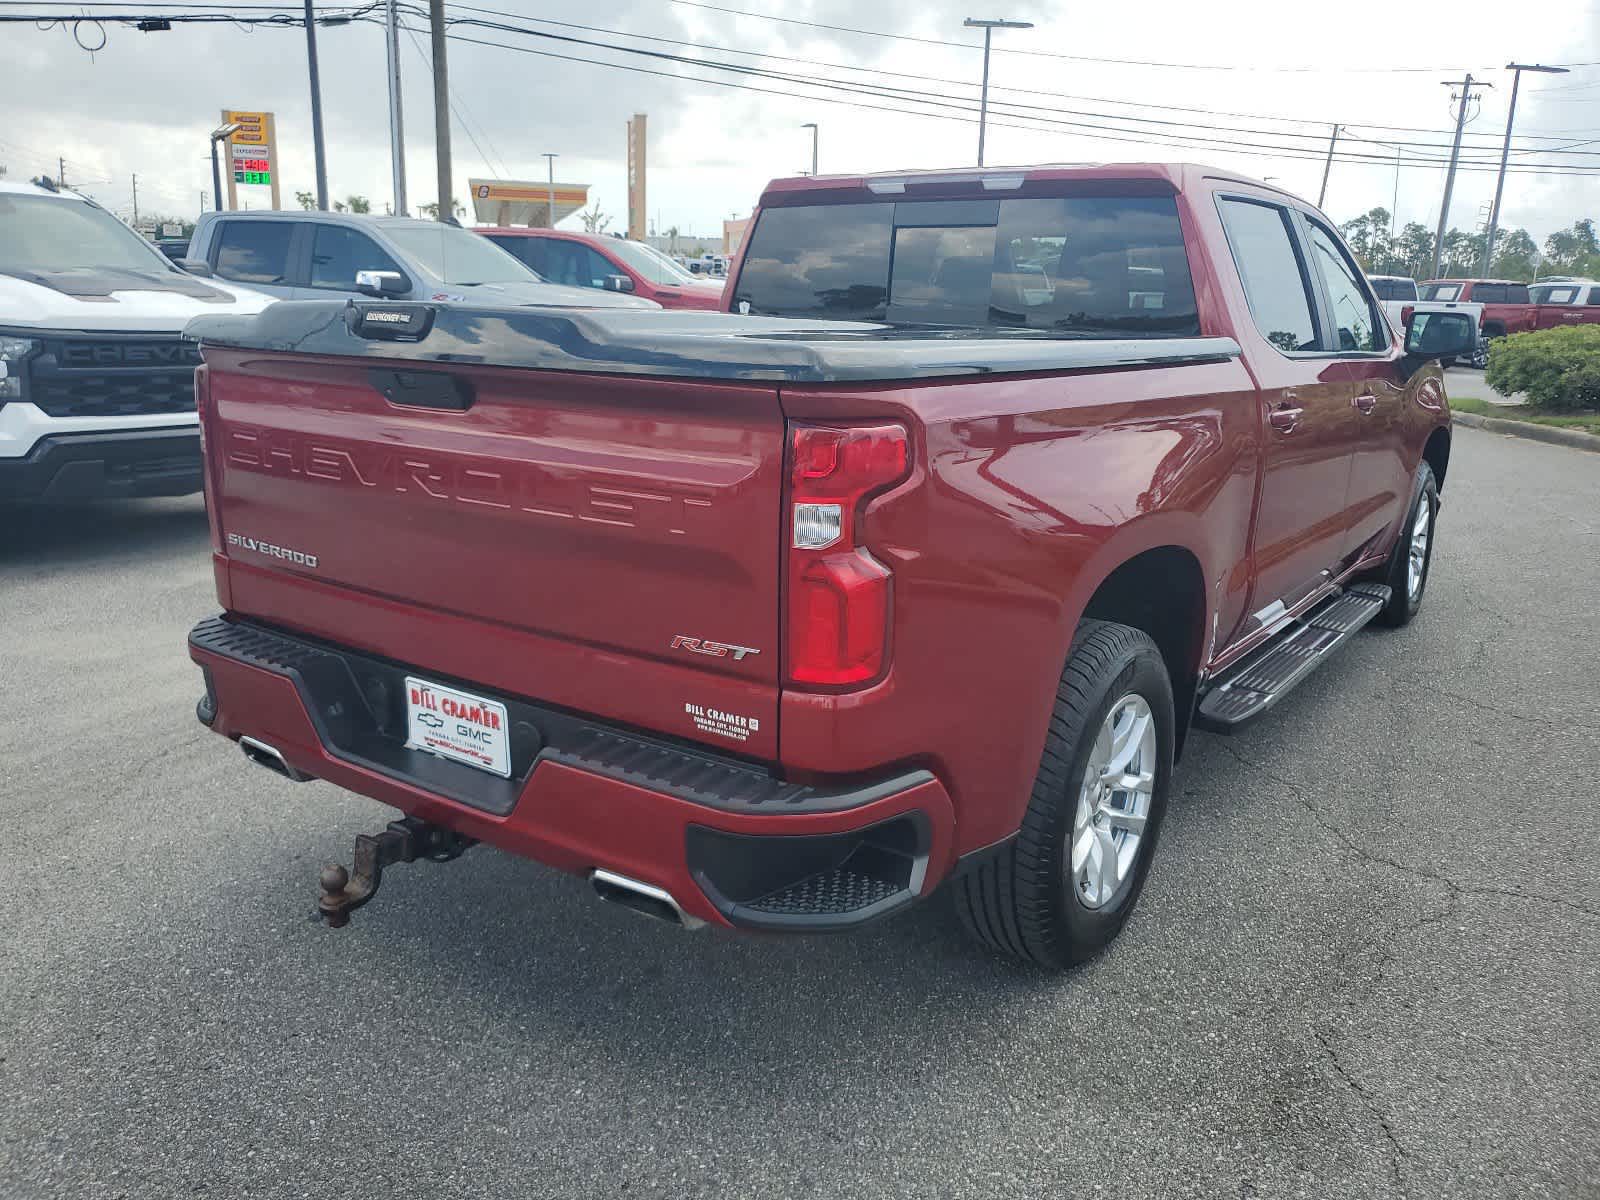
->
954, 620, 1174, 969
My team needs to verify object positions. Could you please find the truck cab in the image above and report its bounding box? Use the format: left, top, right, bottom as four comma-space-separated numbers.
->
1529, 279, 1600, 329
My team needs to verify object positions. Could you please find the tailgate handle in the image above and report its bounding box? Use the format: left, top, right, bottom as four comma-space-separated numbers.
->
368, 368, 473, 411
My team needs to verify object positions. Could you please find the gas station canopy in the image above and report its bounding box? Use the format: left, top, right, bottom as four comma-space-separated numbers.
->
469, 178, 590, 227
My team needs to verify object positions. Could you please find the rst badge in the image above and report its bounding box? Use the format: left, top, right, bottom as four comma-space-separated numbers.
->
670, 635, 760, 662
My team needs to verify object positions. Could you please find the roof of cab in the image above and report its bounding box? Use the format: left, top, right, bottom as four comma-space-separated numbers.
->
757, 162, 1284, 200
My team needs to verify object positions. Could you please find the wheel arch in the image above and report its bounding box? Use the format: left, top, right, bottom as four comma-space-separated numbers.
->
1423, 425, 1451, 492
1073, 541, 1210, 758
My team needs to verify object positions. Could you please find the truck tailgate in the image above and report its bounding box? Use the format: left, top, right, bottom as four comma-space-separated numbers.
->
201, 348, 784, 756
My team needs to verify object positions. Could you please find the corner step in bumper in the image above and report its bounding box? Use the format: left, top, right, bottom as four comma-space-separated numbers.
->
1195, 583, 1391, 734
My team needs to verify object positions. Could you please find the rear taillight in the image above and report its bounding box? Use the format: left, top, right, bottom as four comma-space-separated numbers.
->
785, 422, 909, 687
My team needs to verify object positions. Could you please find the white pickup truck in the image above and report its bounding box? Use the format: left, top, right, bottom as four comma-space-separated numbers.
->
1367, 274, 1486, 363
0, 179, 273, 504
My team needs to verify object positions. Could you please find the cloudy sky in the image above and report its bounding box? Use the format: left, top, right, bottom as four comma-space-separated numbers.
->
2, 0, 1597, 245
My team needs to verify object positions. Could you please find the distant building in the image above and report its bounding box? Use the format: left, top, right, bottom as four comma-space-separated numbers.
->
723, 217, 750, 256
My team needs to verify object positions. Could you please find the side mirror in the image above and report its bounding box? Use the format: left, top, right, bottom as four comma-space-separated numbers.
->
355, 269, 407, 298
1404, 310, 1477, 372
601, 274, 636, 294
176, 258, 213, 277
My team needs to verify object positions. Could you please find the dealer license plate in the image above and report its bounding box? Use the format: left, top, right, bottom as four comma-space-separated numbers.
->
403, 676, 511, 778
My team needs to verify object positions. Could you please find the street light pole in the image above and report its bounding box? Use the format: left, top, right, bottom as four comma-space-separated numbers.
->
1430, 74, 1491, 281
542, 152, 558, 227
963, 17, 1032, 168
1483, 62, 1568, 273
208, 122, 240, 213
802, 123, 818, 176
429, 0, 453, 221
303, 0, 329, 210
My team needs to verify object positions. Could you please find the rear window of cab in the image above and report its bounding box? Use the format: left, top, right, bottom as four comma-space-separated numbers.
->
731, 194, 1200, 338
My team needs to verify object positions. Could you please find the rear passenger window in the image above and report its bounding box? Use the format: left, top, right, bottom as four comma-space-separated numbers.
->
1217, 199, 1319, 353
213, 221, 293, 284
1589, 287, 1600, 306
309, 226, 403, 290
733, 195, 1199, 335
1504, 284, 1530, 304
1474, 284, 1505, 303
1305, 220, 1384, 351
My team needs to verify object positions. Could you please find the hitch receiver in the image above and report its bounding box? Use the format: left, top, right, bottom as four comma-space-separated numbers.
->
317, 817, 476, 928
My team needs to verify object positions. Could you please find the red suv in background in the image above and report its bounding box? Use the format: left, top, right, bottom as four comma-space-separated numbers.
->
479, 228, 727, 310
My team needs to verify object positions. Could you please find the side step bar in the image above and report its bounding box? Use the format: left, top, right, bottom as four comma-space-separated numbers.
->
1195, 582, 1391, 734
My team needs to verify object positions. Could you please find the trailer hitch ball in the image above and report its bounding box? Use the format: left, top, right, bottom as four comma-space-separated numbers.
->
315, 818, 475, 928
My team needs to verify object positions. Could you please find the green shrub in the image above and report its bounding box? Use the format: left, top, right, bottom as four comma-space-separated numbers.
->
1485, 326, 1600, 413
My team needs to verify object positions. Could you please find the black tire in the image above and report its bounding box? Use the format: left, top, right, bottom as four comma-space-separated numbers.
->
1373, 463, 1438, 628
953, 620, 1174, 969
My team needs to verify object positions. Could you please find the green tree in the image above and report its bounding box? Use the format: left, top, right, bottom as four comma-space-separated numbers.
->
1490, 229, 1538, 281
416, 198, 466, 220
1542, 219, 1600, 277
1396, 223, 1436, 280
294, 190, 316, 211
579, 205, 611, 234
345, 194, 371, 214
1338, 207, 1396, 273
1439, 227, 1485, 277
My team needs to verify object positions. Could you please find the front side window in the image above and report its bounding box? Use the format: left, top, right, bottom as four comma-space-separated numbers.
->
309, 226, 403, 290
214, 221, 294, 284
1421, 283, 1462, 301
537, 240, 620, 289
1216, 198, 1318, 353
1589, 287, 1600, 306
382, 224, 533, 285
732, 194, 1199, 336
1306, 220, 1384, 352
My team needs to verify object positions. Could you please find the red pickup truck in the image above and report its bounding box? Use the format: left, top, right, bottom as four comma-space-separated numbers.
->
1420, 278, 1537, 363
1529, 279, 1600, 329
185, 164, 1468, 968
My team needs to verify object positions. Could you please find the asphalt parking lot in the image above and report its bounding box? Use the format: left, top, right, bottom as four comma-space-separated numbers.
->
2, 425, 1596, 1199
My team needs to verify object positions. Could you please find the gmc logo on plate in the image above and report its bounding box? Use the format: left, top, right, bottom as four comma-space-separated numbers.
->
671, 635, 761, 662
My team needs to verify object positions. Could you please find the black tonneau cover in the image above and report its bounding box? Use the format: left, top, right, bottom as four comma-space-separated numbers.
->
186, 300, 1240, 384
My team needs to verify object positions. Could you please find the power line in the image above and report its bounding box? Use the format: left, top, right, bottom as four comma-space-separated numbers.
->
400, 18, 1600, 177
666, 0, 1541, 73
412, 8, 1600, 174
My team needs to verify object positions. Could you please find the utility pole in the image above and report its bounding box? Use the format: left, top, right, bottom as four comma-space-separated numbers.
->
1431, 74, 1490, 280
1317, 124, 1340, 208
1391, 146, 1400, 238
131, 174, 138, 226
802, 122, 818, 176
385, 0, 407, 215
304, 0, 330, 209
1483, 62, 1569, 272
58, 157, 65, 187
542, 152, 558, 228
963, 17, 1033, 168
429, 0, 453, 220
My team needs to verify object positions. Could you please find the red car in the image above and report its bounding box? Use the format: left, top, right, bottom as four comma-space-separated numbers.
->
479, 228, 726, 311
186, 164, 1468, 967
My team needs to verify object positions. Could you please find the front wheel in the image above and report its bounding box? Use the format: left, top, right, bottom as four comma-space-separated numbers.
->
953, 620, 1174, 969
1373, 464, 1438, 627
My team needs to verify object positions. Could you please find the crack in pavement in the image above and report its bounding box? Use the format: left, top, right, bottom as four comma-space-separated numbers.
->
1213, 741, 1600, 921
1312, 1028, 1408, 1187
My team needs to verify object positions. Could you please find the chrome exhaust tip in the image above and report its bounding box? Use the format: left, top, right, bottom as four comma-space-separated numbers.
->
238, 735, 313, 783
589, 869, 704, 930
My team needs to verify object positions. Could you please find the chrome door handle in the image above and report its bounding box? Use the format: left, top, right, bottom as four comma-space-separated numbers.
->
1268, 404, 1304, 432
1353, 392, 1378, 414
